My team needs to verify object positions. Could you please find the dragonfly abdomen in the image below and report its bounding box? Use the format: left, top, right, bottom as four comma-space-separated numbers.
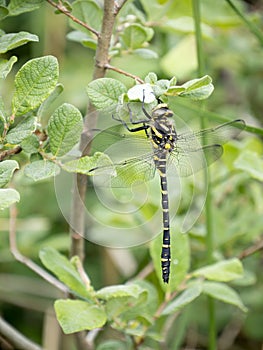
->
156, 156, 171, 283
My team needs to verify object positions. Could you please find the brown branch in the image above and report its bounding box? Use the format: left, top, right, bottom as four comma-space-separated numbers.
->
131, 261, 154, 281
69, 0, 117, 263
9, 204, 68, 294
93, 0, 118, 80
105, 63, 144, 83
0, 146, 22, 161
238, 236, 263, 260
218, 315, 244, 350
46, 0, 100, 37
114, 0, 129, 15
0, 317, 42, 350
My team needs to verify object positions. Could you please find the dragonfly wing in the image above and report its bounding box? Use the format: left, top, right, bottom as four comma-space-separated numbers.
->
90, 153, 156, 187
169, 144, 223, 177
90, 125, 151, 155
168, 119, 245, 176
176, 119, 245, 151
89, 126, 156, 187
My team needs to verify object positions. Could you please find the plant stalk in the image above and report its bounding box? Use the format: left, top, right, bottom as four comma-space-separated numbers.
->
225, 0, 263, 46
192, 1, 216, 349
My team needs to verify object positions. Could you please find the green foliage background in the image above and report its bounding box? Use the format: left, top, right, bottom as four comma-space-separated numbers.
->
0, 0, 263, 349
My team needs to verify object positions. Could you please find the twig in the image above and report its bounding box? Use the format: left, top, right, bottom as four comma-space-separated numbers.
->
68, 2, 119, 348
238, 236, 263, 260
0, 316, 42, 350
114, 0, 128, 15
0, 146, 22, 161
131, 261, 154, 281
46, 0, 100, 37
218, 315, 244, 350
154, 283, 187, 318
69, 0, 117, 261
105, 64, 144, 83
225, 0, 263, 47
9, 204, 68, 294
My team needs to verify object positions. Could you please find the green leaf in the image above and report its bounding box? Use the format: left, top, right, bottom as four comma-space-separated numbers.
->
86, 78, 127, 110
0, 96, 6, 134
120, 24, 150, 50
144, 72, 158, 84
0, 188, 20, 210
234, 150, 263, 181
24, 160, 60, 181
232, 269, 256, 287
179, 75, 214, 100
133, 48, 158, 59
0, 117, 4, 136
192, 258, 244, 282
117, 281, 158, 324
0, 6, 9, 20
203, 281, 248, 312
97, 340, 129, 350
0, 160, 19, 188
47, 103, 83, 157
6, 116, 37, 144
161, 283, 202, 315
165, 86, 186, 95
127, 84, 155, 103
167, 75, 214, 100
67, 30, 97, 50
12, 56, 59, 116
169, 76, 177, 86
105, 294, 147, 321
0, 32, 38, 54
20, 134, 39, 154
96, 284, 143, 300
39, 247, 93, 299
152, 79, 170, 96
37, 83, 64, 120
62, 153, 112, 174
70, 0, 102, 33
150, 229, 190, 292
0, 56, 17, 79
54, 299, 107, 334
8, 0, 44, 16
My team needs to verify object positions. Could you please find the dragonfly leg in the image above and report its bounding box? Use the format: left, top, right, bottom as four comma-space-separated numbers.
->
127, 100, 151, 124
141, 89, 154, 120
125, 124, 149, 133
112, 112, 149, 132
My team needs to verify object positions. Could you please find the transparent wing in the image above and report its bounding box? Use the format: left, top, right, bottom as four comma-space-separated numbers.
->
176, 119, 245, 151
90, 125, 151, 155
89, 125, 156, 187
168, 144, 223, 177
88, 119, 245, 184
90, 154, 156, 187
167, 119, 245, 176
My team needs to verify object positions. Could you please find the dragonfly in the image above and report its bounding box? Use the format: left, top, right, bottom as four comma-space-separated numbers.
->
87, 100, 245, 283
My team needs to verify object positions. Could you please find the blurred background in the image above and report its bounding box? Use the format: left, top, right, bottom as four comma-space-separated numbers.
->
0, 0, 263, 349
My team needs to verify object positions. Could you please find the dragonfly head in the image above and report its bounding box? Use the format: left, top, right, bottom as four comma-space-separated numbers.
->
152, 103, 174, 119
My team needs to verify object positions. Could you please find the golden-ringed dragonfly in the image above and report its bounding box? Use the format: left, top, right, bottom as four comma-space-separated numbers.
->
88, 99, 245, 284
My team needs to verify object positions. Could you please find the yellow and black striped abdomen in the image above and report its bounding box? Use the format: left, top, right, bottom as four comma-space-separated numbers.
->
150, 110, 176, 283
154, 153, 171, 283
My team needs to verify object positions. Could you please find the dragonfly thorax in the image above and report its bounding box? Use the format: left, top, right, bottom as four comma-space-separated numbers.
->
149, 116, 177, 152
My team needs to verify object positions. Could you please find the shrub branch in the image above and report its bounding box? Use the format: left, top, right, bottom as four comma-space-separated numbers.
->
46, 0, 100, 37
9, 204, 68, 294
0, 317, 42, 350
